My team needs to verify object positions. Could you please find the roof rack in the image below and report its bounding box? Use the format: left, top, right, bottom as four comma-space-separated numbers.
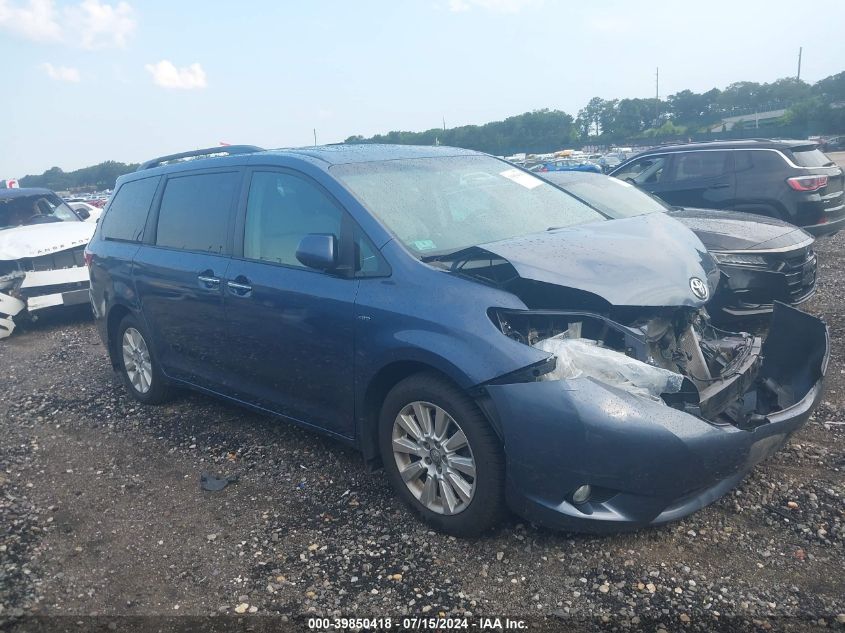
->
137, 145, 265, 171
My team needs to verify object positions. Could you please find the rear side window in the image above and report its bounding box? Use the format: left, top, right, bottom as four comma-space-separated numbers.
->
790, 148, 834, 167
673, 151, 730, 181
155, 172, 239, 253
749, 150, 787, 171
101, 177, 159, 242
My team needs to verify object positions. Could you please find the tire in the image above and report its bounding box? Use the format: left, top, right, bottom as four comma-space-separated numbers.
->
115, 314, 173, 404
378, 372, 506, 537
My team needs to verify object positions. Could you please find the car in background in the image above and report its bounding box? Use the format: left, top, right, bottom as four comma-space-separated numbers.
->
609, 139, 845, 236
529, 158, 602, 174
597, 154, 622, 173
66, 196, 108, 209
67, 201, 103, 223
86, 144, 828, 536
821, 135, 845, 152
0, 188, 94, 338
540, 171, 816, 320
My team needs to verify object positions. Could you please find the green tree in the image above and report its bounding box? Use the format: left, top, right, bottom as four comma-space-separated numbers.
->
667, 89, 721, 128
717, 81, 763, 113
575, 97, 607, 138
19, 161, 138, 190
813, 71, 845, 102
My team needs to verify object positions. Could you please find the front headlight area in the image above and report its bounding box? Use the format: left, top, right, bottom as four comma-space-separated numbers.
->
711, 251, 769, 268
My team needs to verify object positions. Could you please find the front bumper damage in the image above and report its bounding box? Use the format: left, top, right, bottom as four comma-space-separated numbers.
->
0, 265, 90, 339
0, 274, 26, 338
481, 303, 829, 532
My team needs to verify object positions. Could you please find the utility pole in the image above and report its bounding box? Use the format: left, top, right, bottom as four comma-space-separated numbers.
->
313, 128, 317, 146
655, 67, 660, 125
797, 47, 802, 81
442, 116, 446, 131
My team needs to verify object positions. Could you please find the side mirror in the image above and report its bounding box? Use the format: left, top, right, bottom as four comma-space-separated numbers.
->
296, 233, 337, 271
75, 207, 90, 220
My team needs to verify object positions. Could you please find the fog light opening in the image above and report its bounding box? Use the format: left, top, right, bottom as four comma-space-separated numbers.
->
572, 484, 592, 504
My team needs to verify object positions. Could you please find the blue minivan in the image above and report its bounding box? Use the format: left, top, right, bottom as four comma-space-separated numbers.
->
86, 144, 828, 536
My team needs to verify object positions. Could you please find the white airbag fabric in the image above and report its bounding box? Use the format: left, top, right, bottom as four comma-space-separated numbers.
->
534, 336, 684, 402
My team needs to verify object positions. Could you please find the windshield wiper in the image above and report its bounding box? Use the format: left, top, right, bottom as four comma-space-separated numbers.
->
421, 246, 481, 263
421, 251, 461, 263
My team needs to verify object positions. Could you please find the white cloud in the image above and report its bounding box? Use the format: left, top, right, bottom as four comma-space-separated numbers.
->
144, 60, 207, 90
448, 0, 540, 13
66, 0, 135, 49
40, 62, 80, 81
0, 0, 62, 41
0, 0, 135, 49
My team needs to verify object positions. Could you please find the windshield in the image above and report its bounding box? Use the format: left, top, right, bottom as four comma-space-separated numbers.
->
0, 194, 80, 230
790, 147, 835, 167
544, 174, 669, 218
333, 155, 605, 257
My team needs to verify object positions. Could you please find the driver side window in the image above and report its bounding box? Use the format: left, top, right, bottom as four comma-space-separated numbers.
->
244, 172, 342, 268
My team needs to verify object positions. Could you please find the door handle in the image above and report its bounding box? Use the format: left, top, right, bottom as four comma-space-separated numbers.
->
710, 182, 731, 189
197, 273, 220, 289
227, 278, 252, 297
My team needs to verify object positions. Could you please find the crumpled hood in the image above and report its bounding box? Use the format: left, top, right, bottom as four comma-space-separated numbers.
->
667, 207, 813, 251
0, 222, 95, 261
477, 213, 720, 308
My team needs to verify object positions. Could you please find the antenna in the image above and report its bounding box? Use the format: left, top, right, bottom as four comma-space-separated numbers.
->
313, 128, 317, 146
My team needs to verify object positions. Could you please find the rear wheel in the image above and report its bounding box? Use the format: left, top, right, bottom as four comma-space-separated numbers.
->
115, 314, 173, 404
379, 373, 506, 536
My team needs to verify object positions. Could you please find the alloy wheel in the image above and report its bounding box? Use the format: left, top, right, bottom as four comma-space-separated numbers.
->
391, 401, 477, 515
122, 327, 153, 394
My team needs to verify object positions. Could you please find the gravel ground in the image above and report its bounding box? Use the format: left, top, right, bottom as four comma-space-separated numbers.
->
2, 220, 844, 632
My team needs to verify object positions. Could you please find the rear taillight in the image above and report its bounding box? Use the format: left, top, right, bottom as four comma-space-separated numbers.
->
787, 175, 828, 192
84, 250, 94, 268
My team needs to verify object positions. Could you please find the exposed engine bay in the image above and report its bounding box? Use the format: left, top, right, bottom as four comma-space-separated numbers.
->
491, 307, 782, 430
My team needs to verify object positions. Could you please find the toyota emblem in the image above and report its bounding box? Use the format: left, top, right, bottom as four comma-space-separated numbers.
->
690, 277, 709, 301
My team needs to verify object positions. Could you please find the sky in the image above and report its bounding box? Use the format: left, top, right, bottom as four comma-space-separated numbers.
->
1, 0, 844, 177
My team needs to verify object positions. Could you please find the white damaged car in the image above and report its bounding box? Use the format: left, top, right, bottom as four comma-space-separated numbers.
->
0, 188, 95, 338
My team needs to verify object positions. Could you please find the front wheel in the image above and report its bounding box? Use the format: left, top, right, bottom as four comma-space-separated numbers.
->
379, 373, 506, 536
115, 314, 173, 404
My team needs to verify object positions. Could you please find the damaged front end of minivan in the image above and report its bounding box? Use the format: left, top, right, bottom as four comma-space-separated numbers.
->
482, 303, 827, 531
435, 217, 829, 531
489, 303, 826, 429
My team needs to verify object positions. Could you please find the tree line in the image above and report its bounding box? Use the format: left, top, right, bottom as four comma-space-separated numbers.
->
19, 160, 139, 192
347, 71, 845, 155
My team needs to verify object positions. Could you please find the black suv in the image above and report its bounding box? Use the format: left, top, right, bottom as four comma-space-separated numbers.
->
609, 139, 845, 236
